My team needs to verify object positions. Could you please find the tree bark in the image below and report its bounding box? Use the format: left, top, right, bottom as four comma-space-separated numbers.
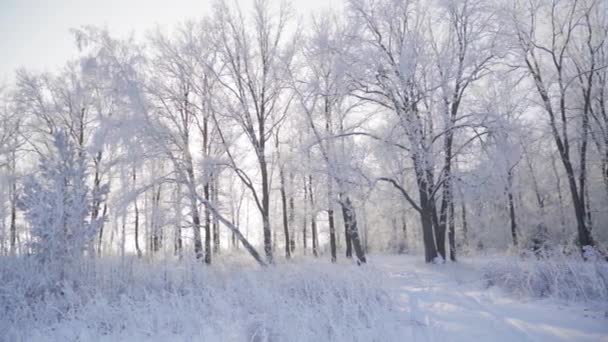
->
327, 177, 337, 262
506, 169, 518, 247
417, 171, 439, 263
133, 168, 142, 258
212, 176, 220, 255
342, 196, 353, 259
174, 184, 183, 258
9, 149, 17, 255
309, 175, 319, 257
448, 197, 456, 261
339, 195, 366, 264
279, 162, 291, 259
302, 176, 308, 254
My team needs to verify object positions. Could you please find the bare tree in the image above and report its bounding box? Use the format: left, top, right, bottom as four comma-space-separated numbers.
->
510, 0, 602, 252
208, 0, 296, 263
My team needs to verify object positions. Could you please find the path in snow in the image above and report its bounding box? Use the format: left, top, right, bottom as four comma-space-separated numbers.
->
376, 255, 608, 342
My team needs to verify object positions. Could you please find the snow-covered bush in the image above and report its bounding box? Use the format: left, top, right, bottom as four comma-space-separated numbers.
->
20, 132, 96, 263
0, 257, 407, 341
482, 249, 608, 302
18, 132, 103, 284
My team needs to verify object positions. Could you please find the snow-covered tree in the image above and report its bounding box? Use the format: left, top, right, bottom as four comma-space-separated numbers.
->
19, 131, 104, 267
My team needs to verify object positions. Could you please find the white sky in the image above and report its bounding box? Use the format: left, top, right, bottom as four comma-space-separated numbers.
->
0, 0, 343, 84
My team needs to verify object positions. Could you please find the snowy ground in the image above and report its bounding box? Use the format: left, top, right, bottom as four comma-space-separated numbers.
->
2, 254, 607, 341
377, 255, 608, 342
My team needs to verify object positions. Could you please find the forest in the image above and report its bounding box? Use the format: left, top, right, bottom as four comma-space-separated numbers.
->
1, 0, 607, 341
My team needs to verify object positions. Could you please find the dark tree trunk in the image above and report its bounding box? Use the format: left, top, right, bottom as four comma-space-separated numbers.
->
309, 175, 319, 257
461, 201, 468, 246
260, 156, 273, 264
212, 176, 220, 255
327, 207, 336, 262
97, 203, 108, 257
401, 214, 408, 253
174, 185, 183, 258
189, 184, 204, 261
340, 195, 366, 264
417, 172, 438, 263
432, 201, 446, 261
342, 200, 353, 259
288, 186, 296, 254
507, 169, 518, 247
203, 179, 212, 264
133, 169, 142, 258
279, 164, 291, 259
448, 197, 456, 261
341, 194, 353, 259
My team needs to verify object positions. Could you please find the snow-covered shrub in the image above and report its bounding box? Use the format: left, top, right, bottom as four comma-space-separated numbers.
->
0, 257, 407, 342
482, 249, 608, 302
19, 132, 103, 271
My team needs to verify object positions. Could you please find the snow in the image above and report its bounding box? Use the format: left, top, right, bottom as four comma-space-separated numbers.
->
1, 254, 607, 341
378, 255, 608, 342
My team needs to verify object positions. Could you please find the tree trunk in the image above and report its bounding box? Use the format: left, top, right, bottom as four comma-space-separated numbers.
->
189, 180, 204, 261
448, 197, 456, 261
461, 201, 468, 247
327, 177, 337, 263
174, 184, 183, 258
507, 169, 518, 247
309, 175, 319, 257
260, 156, 273, 264
91, 151, 103, 255
133, 169, 142, 258
9, 150, 16, 255
97, 203, 108, 257
9, 178, 16, 255
339, 195, 366, 264
342, 202, 353, 258
432, 201, 445, 260
302, 176, 308, 254
212, 176, 220, 255
551, 154, 567, 230
151, 185, 162, 253
288, 181, 296, 254
417, 173, 438, 263
279, 164, 291, 259
203, 179, 212, 263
